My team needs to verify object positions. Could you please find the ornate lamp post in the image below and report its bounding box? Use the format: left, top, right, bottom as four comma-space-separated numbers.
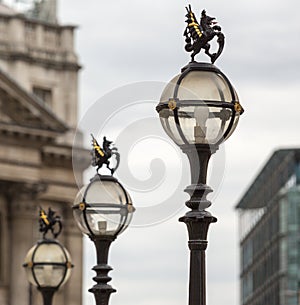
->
23, 208, 73, 305
156, 5, 244, 305
73, 135, 135, 305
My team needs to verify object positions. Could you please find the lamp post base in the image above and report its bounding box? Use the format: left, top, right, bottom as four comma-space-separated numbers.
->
89, 284, 116, 305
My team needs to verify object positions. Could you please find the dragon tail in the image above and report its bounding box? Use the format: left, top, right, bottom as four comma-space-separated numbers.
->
111, 151, 120, 175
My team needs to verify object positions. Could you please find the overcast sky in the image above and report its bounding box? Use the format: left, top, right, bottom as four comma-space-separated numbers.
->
9, 0, 300, 304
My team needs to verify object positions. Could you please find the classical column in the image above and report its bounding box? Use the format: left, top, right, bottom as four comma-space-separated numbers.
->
1, 182, 46, 305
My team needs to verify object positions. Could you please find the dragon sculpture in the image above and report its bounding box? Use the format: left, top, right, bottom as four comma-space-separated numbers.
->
39, 207, 62, 239
184, 5, 225, 63
91, 134, 120, 175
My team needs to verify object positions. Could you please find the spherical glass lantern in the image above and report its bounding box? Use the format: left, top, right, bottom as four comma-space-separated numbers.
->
156, 62, 244, 146
23, 239, 73, 289
73, 174, 134, 239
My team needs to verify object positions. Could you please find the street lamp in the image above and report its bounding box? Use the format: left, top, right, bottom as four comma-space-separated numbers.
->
156, 5, 244, 305
73, 135, 134, 305
23, 208, 73, 305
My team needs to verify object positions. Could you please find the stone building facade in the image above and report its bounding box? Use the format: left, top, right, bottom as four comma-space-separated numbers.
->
0, 2, 87, 305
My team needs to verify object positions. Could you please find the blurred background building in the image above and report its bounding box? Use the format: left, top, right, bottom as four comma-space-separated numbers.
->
236, 149, 300, 305
0, 1, 87, 305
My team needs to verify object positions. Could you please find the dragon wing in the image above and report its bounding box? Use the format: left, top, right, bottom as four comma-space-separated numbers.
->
184, 5, 202, 41
39, 207, 49, 225
91, 134, 105, 158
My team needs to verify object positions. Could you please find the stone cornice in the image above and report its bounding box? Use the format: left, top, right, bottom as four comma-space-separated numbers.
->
0, 157, 40, 169
0, 122, 60, 141
0, 11, 77, 29
0, 180, 47, 201
41, 144, 90, 170
0, 51, 82, 72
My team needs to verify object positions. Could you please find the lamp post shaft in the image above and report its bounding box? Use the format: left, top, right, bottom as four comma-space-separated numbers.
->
180, 214, 216, 305
183, 145, 212, 185
39, 287, 56, 305
189, 244, 206, 304
179, 146, 217, 305
89, 237, 116, 305
181, 144, 218, 185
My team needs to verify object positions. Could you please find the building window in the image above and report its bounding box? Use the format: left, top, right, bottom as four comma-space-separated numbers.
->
242, 272, 253, 302
25, 22, 37, 47
0, 18, 8, 41
44, 26, 60, 49
33, 87, 52, 107
242, 239, 253, 269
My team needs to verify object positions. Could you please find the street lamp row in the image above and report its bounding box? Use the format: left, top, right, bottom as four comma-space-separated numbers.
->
23, 4, 243, 305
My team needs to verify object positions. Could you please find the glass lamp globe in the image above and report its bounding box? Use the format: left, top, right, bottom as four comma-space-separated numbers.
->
23, 239, 73, 289
156, 62, 243, 146
73, 174, 134, 239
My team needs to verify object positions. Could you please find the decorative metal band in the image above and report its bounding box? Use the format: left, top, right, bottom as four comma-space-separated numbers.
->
114, 180, 131, 236
219, 109, 236, 143
82, 200, 95, 238
188, 240, 208, 251
56, 240, 72, 289
31, 241, 41, 288
27, 262, 70, 267
80, 176, 99, 238
173, 107, 190, 145
73, 203, 129, 210
157, 100, 237, 111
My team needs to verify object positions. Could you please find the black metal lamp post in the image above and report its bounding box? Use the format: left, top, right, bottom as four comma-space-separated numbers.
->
156, 5, 244, 305
23, 208, 73, 305
73, 135, 134, 305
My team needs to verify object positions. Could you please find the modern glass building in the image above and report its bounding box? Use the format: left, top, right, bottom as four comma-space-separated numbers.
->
236, 149, 300, 305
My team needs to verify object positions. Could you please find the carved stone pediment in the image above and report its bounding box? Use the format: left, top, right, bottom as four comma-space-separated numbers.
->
0, 68, 68, 133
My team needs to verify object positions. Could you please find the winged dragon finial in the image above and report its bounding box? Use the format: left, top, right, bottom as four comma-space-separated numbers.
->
39, 207, 62, 239
184, 5, 225, 63
91, 134, 120, 175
